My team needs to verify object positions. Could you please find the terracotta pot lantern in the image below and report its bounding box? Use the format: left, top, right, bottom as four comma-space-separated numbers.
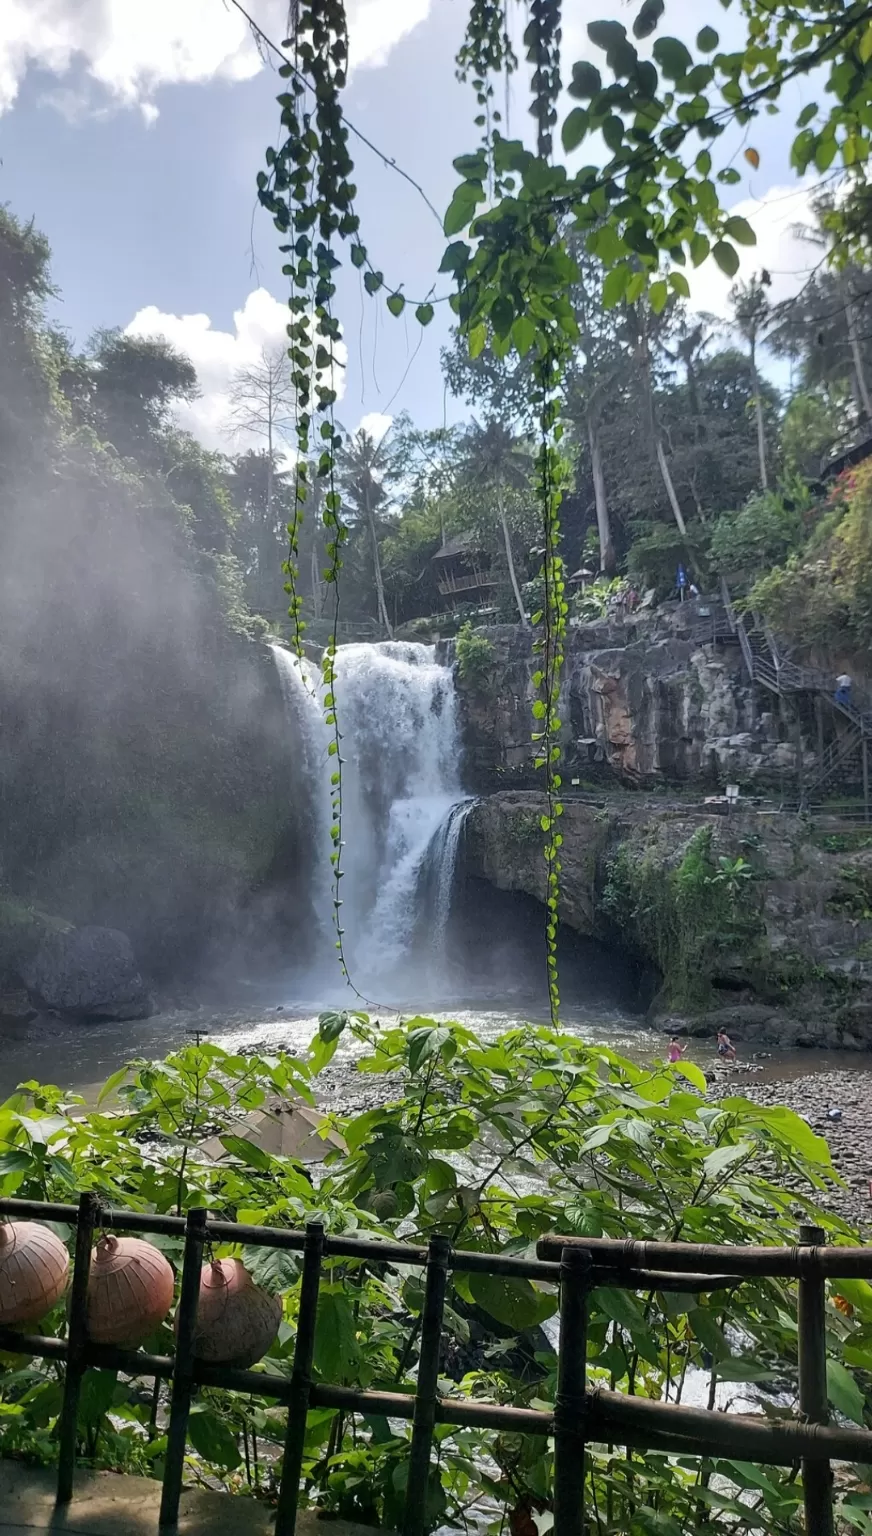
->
187, 1259, 281, 1368
0, 1221, 70, 1327
86, 1235, 175, 1346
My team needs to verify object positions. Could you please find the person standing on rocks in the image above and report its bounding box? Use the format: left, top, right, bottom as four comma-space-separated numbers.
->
716, 1029, 737, 1062
835, 672, 853, 707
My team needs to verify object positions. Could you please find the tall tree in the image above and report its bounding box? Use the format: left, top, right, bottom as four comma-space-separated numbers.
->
455, 419, 532, 627
336, 425, 396, 637
624, 303, 688, 536
730, 276, 772, 490
87, 331, 199, 466
228, 346, 295, 575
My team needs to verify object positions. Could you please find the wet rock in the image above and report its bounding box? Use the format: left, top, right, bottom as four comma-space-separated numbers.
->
22, 926, 152, 1022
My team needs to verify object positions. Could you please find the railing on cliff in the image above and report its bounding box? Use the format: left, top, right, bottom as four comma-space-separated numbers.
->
1, 1194, 870, 1536
719, 578, 872, 800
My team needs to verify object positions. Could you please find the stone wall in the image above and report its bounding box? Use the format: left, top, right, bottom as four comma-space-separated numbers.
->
454, 607, 806, 791
462, 791, 872, 1048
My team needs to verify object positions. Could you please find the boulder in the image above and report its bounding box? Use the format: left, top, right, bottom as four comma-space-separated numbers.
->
22, 927, 152, 1021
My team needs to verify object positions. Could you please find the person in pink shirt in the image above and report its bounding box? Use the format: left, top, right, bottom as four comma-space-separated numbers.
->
667, 1036, 686, 1063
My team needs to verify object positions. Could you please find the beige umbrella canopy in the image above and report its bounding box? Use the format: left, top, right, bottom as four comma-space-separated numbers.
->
199, 1101, 346, 1165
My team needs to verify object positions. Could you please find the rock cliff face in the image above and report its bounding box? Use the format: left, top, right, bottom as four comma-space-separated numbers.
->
462, 792, 872, 1048
455, 608, 803, 791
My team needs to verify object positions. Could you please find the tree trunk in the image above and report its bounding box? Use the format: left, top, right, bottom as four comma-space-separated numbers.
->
845, 296, 872, 422
587, 414, 615, 574
655, 439, 688, 537
367, 508, 393, 638
750, 339, 768, 490
310, 545, 322, 619
497, 486, 528, 627
638, 323, 687, 537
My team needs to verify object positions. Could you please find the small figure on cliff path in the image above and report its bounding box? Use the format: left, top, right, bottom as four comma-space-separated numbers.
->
716, 1029, 737, 1063
835, 672, 853, 707
667, 1036, 687, 1064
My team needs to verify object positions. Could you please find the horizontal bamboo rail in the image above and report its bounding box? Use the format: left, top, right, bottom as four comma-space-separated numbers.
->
536, 1232, 872, 1278
0, 1197, 869, 1536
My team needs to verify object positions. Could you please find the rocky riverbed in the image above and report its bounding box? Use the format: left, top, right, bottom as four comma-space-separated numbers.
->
707, 1061, 872, 1231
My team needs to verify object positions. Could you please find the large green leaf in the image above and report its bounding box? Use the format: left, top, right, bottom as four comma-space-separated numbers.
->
314, 1291, 361, 1383
188, 1408, 242, 1470
468, 1273, 557, 1330
828, 1359, 866, 1424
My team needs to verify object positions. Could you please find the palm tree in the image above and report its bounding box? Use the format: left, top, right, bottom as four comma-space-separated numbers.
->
730, 276, 771, 489
455, 419, 531, 627
624, 303, 688, 536
336, 425, 395, 637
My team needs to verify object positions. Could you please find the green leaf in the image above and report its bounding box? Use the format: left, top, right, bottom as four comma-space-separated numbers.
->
675, 1059, 706, 1092
652, 37, 692, 80
724, 215, 756, 246
633, 0, 665, 40
649, 279, 669, 314
415, 303, 434, 326
512, 314, 536, 356
439, 239, 471, 275
78, 1370, 118, 1428
568, 61, 601, 99
561, 107, 589, 154
350, 244, 367, 269
363, 270, 383, 295
97, 1066, 130, 1106
408, 1026, 451, 1075
702, 1140, 751, 1178
386, 292, 406, 317
697, 26, 719, 50
602, 264, 630, 308
712, 240, 740, 277
188, 1408, 242, 1470
314, 1291, 361, 1383
468, 1273, 556, 1330
828, 1359, 866, 1425
218, 1134, 273, 1171
319, 1009, 348, 1043
443, 182, 482, 237
690, 233, 710, 266
796, 103, 818, 128
669, 271, 691, 299
468, 322, 487, 360
861, 24, 872, 65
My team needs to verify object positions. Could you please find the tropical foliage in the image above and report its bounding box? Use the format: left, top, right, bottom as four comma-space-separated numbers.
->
0, 1016, 869, 1533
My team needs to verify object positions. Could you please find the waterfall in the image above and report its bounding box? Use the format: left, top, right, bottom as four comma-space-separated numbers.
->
271, 639, 468, 988
417, 797, 475, 961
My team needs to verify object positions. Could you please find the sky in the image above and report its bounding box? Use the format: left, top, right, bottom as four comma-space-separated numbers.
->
0, 1, 831, 454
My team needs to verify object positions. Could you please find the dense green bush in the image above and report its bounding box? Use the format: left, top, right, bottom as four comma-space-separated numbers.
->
601, 826, 763, 1007
455, 621, 495, 686
0, 1018, 867, 1534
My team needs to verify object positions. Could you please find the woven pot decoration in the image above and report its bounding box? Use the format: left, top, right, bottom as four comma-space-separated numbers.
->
0, 1221, 69, 1327
187, 1258, 281, 1368
86, 1234, 175, 1346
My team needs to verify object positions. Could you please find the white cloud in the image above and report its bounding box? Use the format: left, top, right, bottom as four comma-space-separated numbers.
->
124, 287, 347, 457
356, 410, 393, 444
0, 0, 433, 120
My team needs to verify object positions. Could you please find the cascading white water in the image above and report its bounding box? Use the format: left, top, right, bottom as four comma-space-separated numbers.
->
271, 639, 468, 987
418, 797, 475, 960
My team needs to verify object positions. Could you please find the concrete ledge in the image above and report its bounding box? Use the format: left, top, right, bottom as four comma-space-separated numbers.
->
0, 1462, 383, 1536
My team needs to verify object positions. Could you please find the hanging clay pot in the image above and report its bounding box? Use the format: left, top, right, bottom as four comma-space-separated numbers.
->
186, 1259, 281, 1368
0, 1221, 69, 1327
86, 1234, 175, 1346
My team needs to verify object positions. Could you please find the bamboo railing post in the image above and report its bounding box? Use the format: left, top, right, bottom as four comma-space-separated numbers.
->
798, 1223, 834, 1536
554, 1246, 591, 1536
275, 1221, 325, 1536
159, 1205, 207, 1529
402, 1235, 451, 1536
56, 1190, 99, 1505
